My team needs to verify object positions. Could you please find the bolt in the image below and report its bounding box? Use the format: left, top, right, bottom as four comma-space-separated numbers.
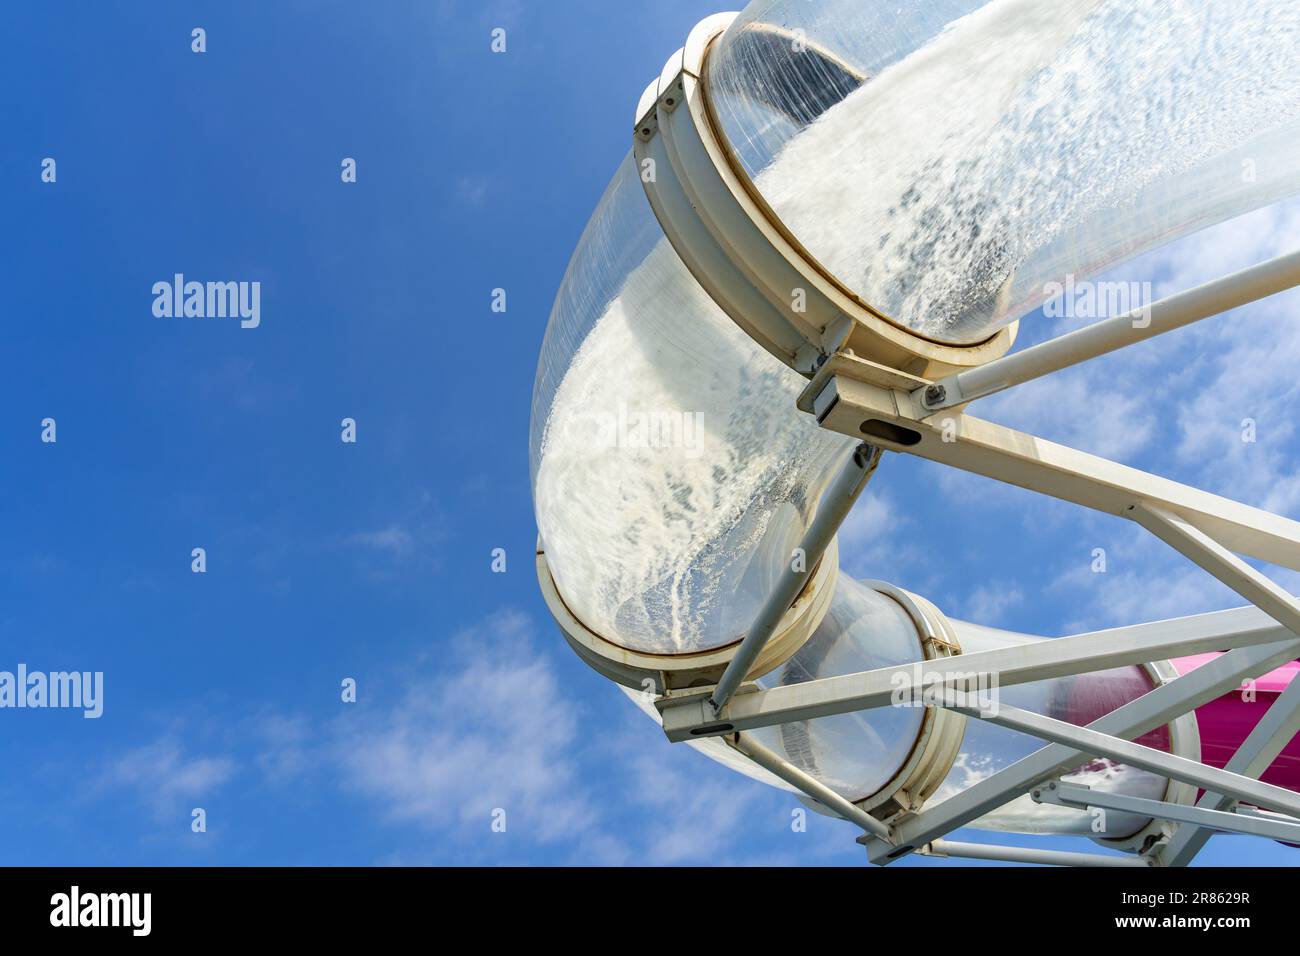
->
923, 384, 947, 407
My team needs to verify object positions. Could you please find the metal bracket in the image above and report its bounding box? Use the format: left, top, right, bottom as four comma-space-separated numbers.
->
808, 364, 1300, 572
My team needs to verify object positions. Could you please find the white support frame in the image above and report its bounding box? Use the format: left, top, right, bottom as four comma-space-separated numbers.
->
582, 10, 1300, 868
870, 637, 1300, 862
654, 250, 1300, 865
804, 357, 1300, 571
709, 443, 880, 713
658, 606, 1293, 741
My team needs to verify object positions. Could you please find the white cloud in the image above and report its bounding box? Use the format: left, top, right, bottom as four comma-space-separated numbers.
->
837, 489, 898, 575
978, 370, 1156, 462
347, 525, 414, 555
960, 583, 1025, 625
204, 607, 867, 865
332, 609, 595, 846
618, 745, 771, 865
253, 712, 314, 784
1047, 537, 1236, 634
98, 738, 235, 822
341, 492, 445, 578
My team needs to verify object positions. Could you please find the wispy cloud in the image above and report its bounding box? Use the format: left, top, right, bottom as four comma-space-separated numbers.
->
331, 609, 595, 847
341, 490, 445, 577
838, 487, 926, 580
96, 737, 235, 823
347, 525, 414, 555
72, 606, 855, 866
959, 582, 1025, 625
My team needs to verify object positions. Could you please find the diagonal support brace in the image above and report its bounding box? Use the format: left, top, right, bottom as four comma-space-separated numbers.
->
709, 442, 881, 714
726, 732, 891, 840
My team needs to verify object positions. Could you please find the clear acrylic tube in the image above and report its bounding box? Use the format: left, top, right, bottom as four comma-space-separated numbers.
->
531, 155, 853, 655
706, 0, 1300, 343
526, 0, 1291, 839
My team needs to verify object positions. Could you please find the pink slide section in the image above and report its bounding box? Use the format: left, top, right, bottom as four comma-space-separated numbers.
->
1173, 655, 1300, 793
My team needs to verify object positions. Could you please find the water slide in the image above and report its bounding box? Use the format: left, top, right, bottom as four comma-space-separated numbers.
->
530, 0, 1300, 859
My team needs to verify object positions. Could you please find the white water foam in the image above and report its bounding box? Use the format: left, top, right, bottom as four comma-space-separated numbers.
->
535, 231, 850, 654
759, 0, 1300, 341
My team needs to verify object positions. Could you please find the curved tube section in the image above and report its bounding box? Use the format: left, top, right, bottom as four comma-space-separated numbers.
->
528, 153, 1173, 841
531, 155, 853, 656
744, 584, 1173, 839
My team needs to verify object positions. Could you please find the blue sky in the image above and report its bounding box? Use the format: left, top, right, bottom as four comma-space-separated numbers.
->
0, 1, 1295, 866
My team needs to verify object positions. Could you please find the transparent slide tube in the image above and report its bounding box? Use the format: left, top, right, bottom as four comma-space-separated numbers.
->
706, 0, 1300, 343
530, 0, 1300, 839
936, 620, 1169, 838
530, 158, 1170, 836
736, 580, 1169, 839
747, 576, 927, 802
531, 155, 854, 656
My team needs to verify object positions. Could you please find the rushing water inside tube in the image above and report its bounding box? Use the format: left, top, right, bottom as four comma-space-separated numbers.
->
534, 213, 853, 655
713, 0, 1300, 343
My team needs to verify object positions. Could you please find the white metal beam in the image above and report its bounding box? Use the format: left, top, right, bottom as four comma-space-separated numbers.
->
1126, 501, 1300, 864
709, 443, 880, 714
1128, 502, 1300, 634
660, 605, 1291, 741
1036, 782, 1300, 843
1159, 665, 1300, 865
810, 372, 1300, 572
917, 248, 1300, 412
947, 700, 1300, 818
923, 839, 1149, 868
726, 733, 891, 840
